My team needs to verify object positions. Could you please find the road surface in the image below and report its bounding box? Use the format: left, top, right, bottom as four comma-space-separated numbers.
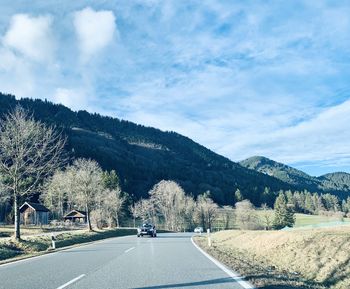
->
0, 233, 252, 289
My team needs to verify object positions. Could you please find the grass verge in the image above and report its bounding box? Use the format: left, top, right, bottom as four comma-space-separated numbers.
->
194, 226, 350, 289
0, 228, 136, 264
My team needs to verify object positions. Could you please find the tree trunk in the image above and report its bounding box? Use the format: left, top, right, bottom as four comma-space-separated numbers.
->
86, 205, 92, 231
116, 213, 119, 228
14, 195, 21, 240
133, 217, 136, 228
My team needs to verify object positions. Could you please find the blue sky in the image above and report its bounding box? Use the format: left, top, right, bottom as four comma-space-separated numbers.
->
0, 0, 350, 176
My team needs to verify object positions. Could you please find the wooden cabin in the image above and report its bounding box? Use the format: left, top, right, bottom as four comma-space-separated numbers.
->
64, 210, 87, 223
20, 202, 50, 225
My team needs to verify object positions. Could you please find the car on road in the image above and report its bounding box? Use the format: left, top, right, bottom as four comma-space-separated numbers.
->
194, 227, 203, 233
137, 223, 157, 237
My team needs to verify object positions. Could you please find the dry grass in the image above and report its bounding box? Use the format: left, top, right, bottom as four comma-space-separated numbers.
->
0, 228, 136, 263
195, 226, 350, 289
0, 225, 85, 237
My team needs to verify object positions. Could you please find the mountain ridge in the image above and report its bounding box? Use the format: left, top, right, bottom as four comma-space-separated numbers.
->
0, 93, 291, 205
239, 156, 350, 197
1, 93, 349, 205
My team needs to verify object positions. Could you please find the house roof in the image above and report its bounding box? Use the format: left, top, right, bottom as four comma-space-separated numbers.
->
64, 210, 86, 218
19, 202, 50, 212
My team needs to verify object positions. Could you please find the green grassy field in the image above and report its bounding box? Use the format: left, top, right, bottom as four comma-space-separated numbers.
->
211, 209, 350, 231
294, 213, 350, 227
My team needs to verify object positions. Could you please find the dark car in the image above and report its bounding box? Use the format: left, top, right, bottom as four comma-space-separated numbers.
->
137, 223, 157, 237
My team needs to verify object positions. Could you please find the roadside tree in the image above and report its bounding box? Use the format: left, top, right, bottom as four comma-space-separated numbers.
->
0, 107, 65, 240
69, 159, 104, 231
195, 192, 219, 231
149, 180, 186, 231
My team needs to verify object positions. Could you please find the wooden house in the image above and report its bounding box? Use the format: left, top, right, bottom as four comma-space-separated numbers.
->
64, 210, 87, 223
20, 202, 50, 225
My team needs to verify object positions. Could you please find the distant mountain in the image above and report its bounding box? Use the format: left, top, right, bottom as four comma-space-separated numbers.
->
240, 156, 350, 198
0, 93, 292, 206
318, 172, 350, 192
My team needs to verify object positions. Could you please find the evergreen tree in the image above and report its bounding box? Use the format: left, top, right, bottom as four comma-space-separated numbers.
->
102, 170, 120, 190
273, 193, 295, 229
261, 187, 275, 207
304, 192, 314, 214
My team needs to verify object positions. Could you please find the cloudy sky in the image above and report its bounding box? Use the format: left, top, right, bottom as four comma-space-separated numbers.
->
0, 1, 350, 176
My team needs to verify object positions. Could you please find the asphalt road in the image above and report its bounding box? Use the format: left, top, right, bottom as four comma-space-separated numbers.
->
0, 233, 252, 289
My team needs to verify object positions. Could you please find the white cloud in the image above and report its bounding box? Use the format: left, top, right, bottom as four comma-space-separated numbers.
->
3, 14, 54, 62
217, 99, 350, 169
52, 88, 89, 111
0, 1, 349, 175
73, 7, 116, 62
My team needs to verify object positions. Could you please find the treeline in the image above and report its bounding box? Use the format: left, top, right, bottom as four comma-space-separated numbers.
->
130, 181, 219, 232
43, 162, 221, 232
236, 186, 350, 216
42, 160, 127, 230
233, 188, 350, 231
277, 189, 350, 217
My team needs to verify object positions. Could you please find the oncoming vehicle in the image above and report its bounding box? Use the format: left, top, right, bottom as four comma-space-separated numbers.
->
194, 227, 203, 233
137, 223, 157, 237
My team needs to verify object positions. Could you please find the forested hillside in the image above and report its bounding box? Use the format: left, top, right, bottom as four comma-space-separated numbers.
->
1, 94, 349, 206
0, 93, 291, 205
240, 156, 350, 199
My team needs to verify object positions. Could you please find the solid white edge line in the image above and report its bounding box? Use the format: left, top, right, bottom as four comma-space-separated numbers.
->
125, 246, 135, 253
56, 274, 85, 289
0, 234, 135, 268
191, 237, 255, 289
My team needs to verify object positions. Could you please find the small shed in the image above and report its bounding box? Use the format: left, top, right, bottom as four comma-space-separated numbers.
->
20, 202, 50, 225
64, 210, 87, 223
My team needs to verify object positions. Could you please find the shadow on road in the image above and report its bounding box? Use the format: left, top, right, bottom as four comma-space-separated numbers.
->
133, 277, 236, 288
155, 235, 192, 239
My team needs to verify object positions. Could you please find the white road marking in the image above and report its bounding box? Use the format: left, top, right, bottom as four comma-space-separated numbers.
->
0, 235, 135, 268
191, 237, 255, 289
56, 274, 85, 289
125, 246, 135, 253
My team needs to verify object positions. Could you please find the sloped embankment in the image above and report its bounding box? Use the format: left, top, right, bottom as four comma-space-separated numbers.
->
194, 226, 350, 289
0, 228, 136, 263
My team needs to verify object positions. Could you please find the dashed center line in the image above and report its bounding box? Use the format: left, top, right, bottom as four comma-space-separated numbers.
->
56, 274, 85, 289
125, 247, 135, 253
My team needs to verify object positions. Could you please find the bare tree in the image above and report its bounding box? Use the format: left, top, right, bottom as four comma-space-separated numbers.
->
129, 202, 137, 228
0, 107, 65, 240
181, 196, 196, 232
235, 200, 261, 230
222, 206, 234, 229
134, 198, 153, 223
68, 159, 104, 231
103, 188, 126, 227
196, 192, 219, 231
42, 170, 75, 220
149, 180, 186, 231
261, 203, 273, 230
